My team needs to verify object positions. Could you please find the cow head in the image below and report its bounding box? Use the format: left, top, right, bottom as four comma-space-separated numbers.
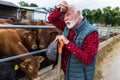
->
36, 20, 45, 25
38, 28, 62, 49
20, 56, 44, 80
21, 29, 39, 51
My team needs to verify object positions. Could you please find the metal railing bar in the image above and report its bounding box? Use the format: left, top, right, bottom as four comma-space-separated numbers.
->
0, 25, 55, 29
0, 49, 47, 63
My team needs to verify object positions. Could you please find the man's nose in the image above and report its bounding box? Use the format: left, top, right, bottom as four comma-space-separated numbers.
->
64, 16, 68, 21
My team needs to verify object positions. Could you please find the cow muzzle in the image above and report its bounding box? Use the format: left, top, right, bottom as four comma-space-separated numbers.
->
32, 77, 40, 80
32, 45, 38, 50
39, 44, 46, 49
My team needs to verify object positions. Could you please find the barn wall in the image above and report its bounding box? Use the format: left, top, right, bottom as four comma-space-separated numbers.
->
33, 11, 46, 21
0, 7, 17, 18
26, 11, 33, 20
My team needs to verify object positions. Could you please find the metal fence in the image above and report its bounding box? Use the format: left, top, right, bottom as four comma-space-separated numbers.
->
0, 49, 47, 63
0, 25, 120, 63
98, 26, 120, 39
0, 25, 55, 29
0, 25, 56, 63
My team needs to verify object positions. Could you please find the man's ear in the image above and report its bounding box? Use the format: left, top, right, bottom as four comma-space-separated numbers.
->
77, 11, 80, 17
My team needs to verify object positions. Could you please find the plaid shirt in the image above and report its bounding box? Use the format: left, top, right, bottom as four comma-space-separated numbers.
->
48, 8, 99, 74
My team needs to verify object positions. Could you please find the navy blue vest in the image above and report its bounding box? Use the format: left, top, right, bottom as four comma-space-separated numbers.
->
63, 18, 98, 80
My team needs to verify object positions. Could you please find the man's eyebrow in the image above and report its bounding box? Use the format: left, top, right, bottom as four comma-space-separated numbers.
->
67, 10, 74, 14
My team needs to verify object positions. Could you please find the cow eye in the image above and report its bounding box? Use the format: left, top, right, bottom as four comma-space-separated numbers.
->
28, 36, 32, 40
50, 32, 58, 36
33, 31, 37, 34
23, 35, 27, 38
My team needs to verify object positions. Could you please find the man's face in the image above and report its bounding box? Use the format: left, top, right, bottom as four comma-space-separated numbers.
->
64, 7, 78, 29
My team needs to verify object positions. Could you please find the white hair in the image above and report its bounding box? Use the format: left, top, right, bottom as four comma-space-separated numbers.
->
62, 0, 83, 19
68, 4, 83, 19
75, 5, 83, 19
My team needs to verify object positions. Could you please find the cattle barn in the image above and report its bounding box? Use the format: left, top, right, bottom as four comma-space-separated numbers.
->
19, 7, 48, 22
0, 0, 18, 19
0, 1, 48, 22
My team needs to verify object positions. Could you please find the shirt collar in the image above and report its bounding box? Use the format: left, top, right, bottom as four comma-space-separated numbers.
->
74, 17, 87, 34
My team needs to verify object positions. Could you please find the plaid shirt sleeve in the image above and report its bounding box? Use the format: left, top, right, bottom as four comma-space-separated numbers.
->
48, 8, 66, 31
66, 32, 99, 66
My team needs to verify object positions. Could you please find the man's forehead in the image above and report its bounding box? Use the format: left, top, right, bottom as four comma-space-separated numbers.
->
66, 6, 75, 14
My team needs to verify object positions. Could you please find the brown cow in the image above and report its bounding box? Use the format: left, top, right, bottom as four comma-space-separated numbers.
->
36, 20, 45, 25
38, 28, 62, 49
15, 29, 38, 51
0, 18, 7, 24
20, 56, 44, 80
20, 19, 31, 25
0, 29, 44, 80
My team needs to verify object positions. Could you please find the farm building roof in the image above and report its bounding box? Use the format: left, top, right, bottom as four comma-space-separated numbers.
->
0, 0, 18, 8
20, 7, 48, 14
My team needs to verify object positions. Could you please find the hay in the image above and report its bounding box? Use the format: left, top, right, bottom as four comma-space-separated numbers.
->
94, 36, 120, 80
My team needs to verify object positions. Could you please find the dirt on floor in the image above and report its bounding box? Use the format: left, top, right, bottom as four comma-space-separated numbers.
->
94, 36, 120, 80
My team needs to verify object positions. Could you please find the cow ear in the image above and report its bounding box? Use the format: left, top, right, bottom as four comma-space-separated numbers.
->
50, 32, 58, 36
37, 56, 44, 63
31, 29, 38, 33
20, 58, 31, 69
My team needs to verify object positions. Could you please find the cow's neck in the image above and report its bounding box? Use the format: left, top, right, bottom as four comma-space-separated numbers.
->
16, 29, 27, 41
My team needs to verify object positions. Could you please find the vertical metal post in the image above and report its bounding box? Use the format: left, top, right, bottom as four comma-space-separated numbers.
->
106, 25, 111, 39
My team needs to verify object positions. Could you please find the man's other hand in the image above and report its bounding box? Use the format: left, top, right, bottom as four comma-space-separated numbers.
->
58, 1, 68, 13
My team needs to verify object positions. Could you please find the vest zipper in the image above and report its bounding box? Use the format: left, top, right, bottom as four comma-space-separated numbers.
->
68, 32, 76, 80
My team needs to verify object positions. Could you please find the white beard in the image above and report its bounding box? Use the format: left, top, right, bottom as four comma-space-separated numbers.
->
65, 14, 78, 29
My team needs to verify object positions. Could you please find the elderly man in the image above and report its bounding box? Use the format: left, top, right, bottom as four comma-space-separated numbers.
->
48, 1, 99, 80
